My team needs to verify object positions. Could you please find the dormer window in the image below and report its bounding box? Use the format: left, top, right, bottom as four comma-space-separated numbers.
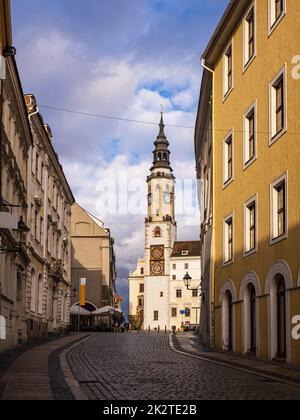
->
181, 250, 188, 256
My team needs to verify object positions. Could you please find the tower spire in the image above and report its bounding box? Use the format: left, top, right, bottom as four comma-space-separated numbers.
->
150, 113, 172, 172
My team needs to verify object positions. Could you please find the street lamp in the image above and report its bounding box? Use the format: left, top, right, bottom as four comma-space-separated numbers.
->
0, 216, 30, 254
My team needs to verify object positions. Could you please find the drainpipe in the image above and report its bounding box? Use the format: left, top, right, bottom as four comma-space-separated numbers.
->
200, 58, 216, 349
26, 103, 39, 228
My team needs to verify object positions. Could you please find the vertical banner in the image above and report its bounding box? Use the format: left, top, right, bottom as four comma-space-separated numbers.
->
80, 278, 87, 307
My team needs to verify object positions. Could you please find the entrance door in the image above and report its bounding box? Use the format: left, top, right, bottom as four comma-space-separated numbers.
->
227, 291, 233, 351
249, 284, 256, 353
277, 275, 286, 359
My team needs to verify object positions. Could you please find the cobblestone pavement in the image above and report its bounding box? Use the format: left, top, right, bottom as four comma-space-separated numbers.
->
67, 333, 300, 400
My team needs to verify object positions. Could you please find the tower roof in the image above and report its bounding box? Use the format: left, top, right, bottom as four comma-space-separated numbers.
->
151, 113, 172, 172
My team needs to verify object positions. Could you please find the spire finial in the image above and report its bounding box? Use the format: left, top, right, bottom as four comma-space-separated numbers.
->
158, 108, 166, 139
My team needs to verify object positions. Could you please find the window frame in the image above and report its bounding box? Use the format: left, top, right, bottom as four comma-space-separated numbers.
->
176, 289, 182, 299
223, 212, 234, 266
171, 308, 177, 318
270, 172, 288, 245
153, 311, 159, 321
223, 130, 234, 188
269, 65, 287, 145
244, 194, 258, 257
243, 100, 257, 169
268, 0, 286, 36
243, 1, 256, 72
223, 40, 234, 100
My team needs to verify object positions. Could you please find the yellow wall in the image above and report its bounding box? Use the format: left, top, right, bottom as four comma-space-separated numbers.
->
211, 0, 300, 365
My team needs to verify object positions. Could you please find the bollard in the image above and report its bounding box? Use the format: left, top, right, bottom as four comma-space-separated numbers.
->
165, 326, 167, 335
148, 326, 150, 333
158, 325, 160, 334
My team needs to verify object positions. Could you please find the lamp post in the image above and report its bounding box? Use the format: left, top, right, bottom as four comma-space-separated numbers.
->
183, 272, 204, 331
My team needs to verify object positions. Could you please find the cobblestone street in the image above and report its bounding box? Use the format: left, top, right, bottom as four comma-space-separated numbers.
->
67, 333, 300, 401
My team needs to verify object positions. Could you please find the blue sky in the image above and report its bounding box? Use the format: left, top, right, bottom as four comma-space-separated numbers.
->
11, 0, 229, 315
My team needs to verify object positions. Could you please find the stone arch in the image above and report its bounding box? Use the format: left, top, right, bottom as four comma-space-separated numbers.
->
154, 227, 161, 238
219, 279, 237, 305
265, 260, 292, 363
239, 272, 261, 356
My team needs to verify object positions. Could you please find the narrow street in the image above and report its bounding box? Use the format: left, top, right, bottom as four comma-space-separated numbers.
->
2, 333, 300, 401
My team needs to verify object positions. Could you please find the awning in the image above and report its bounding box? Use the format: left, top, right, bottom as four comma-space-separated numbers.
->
92, 306, 122, 315
70, 305, 91, 316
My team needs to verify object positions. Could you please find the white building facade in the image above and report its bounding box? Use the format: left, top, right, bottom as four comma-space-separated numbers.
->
129, 115, 201, 331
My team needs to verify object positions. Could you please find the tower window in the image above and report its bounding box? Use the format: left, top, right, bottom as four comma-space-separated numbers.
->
154, 227, 161, 237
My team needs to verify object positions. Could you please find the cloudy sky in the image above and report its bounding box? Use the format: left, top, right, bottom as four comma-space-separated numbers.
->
11, 0, 228, 315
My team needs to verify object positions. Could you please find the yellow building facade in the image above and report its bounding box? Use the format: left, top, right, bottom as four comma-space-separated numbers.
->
198, 0, 300, 365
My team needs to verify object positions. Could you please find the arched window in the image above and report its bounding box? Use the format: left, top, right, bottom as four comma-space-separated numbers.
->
154, 227, 161, 237
30, 268, 36, 312
37, 274, 43, 315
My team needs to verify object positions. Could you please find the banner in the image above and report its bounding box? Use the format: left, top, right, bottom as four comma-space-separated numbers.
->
80, 278, 87, 307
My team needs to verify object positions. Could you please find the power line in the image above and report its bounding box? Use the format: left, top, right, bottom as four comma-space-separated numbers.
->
39, 104, 300, 136
39, 105, 195, 130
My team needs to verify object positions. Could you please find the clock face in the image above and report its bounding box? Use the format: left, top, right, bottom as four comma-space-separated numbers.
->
151, 246, 163, 260
151, 261, 164, 276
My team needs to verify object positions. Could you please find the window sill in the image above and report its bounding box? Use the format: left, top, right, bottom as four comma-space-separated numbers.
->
243, 248, 257, 258
223, 260, 234, 268
270, 233, 288, 246
222, 87, 234, 103
269, 127, 287, 146
243, 156, 257, 171
243, 54, 256, 74
268, 12, 286, 37
223, 178, 234, 190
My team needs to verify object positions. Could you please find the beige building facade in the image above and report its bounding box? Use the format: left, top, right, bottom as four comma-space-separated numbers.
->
0, 0, 33, 352
70, 203, 116, 329
24, 94, 74, 340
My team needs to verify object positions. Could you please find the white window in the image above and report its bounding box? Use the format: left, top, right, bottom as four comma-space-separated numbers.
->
224, 214, 234, 264
269, 0, 286, 34
243, 3, 256, 69
223, 131, 234, 186
270, 173, 288, 244
223, 42, 233, 98
244, 196, 258, 256
182, 251, 188, 256
243, 101, 257, 167
269, 66, 287, 144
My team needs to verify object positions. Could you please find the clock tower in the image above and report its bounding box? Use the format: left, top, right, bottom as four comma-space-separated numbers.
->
143, 113, 177, 331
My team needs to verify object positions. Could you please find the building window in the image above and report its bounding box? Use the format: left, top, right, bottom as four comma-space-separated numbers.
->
192, 290, 198, 298
243, 4, 255, 69
243, 102, 256, 167
141, 268, 144, 275
244, 196, 257, 255
154, 227, 161, 237
176, 289, 182, 298
185, 308, 191, 318
138, 298, 143, 307
223, 43, 233, 97
139, 284, 144, 293
172, 264, 176, 270
184, 263, 189, 270
160, 292, 163, 297
171, 308, 177, 318
223, 132, 233, 186
269, 66, 286, 144
271, 174, 287, 243
172, 275, 177, 280
269, 0, 286, 33
154, 311, 159, 321
224, 214, 234, 264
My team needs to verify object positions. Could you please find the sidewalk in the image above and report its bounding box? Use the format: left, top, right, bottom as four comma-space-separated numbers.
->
0, 333, 90, 400
171, 333, 300, 388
